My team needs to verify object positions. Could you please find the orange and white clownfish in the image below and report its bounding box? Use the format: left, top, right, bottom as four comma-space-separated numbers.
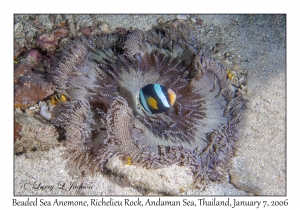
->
139, 84, 176, 114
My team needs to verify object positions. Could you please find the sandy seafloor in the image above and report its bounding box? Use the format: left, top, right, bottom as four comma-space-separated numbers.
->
14, 14, 286, 196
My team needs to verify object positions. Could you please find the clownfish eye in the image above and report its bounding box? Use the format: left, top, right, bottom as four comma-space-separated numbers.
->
139, 84, 176, 114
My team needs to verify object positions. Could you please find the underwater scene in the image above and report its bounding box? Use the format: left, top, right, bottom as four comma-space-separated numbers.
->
14, 14, 286, 196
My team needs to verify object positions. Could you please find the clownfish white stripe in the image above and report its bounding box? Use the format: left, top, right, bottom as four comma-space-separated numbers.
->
139, 90, 151, 113
154, 84, 170, 108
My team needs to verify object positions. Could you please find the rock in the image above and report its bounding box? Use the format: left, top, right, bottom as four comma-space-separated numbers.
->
14, 63, 31, 84
25, 49, 42, 67
14, 111, 60, 154
225, 51, 231, 57
80, 27, 92, 37
230, 156, 262, 195
14, 22, 23, 36
14, 63, 54, 109
106, 156, 194, 195
14, 120, 23, 142
176, 14, 190, 20
37, 33, 58, 52
35, 15, 53, 31
99, 22, 111, 33
67, 17, 77, 38
157, 17, 166, 25
53, 26, 69, 38
53, 14, 64, 26
25, 30, 36, 42
14, 40, 26, 60
196, 18, 203, 26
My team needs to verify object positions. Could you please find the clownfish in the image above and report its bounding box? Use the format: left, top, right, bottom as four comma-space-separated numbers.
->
139, 84, 176, 114
226, 70, 236, 80
126, 157, 132, 165
50, 93, 67, 105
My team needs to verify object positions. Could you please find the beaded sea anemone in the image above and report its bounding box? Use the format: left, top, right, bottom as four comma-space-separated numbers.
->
49, 20, 245, 183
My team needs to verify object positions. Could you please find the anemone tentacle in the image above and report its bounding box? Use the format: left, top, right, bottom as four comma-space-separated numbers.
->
50, 19, 246, 184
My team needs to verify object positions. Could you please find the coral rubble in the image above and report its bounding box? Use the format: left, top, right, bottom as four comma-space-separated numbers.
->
14, 110, 60, 155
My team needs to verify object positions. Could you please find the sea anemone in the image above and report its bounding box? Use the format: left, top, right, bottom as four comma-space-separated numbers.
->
48, 20, 245, 183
